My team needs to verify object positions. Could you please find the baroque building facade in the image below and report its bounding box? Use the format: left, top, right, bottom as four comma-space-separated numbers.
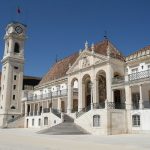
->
0, 22, 150, 135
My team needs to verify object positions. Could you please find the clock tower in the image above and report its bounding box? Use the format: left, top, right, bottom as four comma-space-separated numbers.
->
0, 22, 27, 127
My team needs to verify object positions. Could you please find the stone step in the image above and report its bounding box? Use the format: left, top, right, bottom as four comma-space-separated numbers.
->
38, 114, 88, 135
63, 114, 74, 122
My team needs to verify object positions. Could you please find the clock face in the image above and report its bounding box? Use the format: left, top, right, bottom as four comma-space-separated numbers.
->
15, 26, 23, 34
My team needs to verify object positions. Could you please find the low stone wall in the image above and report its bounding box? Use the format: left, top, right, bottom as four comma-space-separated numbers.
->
25, 112, 63, 129
75, 109, 127, 135
75, 109, 108, 135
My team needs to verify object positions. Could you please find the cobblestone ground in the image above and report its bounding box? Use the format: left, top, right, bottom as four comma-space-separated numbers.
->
0, 128, 150, 150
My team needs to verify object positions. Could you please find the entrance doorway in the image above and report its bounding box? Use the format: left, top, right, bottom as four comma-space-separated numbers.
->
73, 99, 78, 112
114, 90, 121, 109
61, 101, 65, 112
132, 93, 140, 109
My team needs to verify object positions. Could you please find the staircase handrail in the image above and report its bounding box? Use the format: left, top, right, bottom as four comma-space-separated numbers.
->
51, 108, 61, 118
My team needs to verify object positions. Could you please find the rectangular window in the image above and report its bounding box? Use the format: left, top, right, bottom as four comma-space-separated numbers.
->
32, 119, 34, 126
44, 117, 48, 125
13, 95, 15, 100
93, 115, 100, 127
14, 75, 17, 80
13, 85, 16, 90
132, 115, 140, 127
131, 68, 138, 73
14, 66, 18, 69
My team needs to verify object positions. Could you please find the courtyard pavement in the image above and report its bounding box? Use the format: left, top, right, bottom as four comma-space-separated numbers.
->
0, 128, 149, 150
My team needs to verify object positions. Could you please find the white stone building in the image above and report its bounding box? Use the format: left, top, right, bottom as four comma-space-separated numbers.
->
0, 22, 150, 135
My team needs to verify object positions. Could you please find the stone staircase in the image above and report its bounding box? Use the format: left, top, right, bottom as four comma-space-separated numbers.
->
7, 116, 25, 128
38, 114, 89, 135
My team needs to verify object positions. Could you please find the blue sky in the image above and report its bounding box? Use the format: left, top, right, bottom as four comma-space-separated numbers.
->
0, 0, 150, 77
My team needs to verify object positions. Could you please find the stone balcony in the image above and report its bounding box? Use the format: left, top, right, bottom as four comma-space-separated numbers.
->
112, 69, 150, 85
23, 89, 78, 101
128, 69, 150, 81
27, 89, 68, 101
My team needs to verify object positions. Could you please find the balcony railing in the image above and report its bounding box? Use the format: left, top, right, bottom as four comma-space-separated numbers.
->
107, 102, 125, 109
27, 89, 68, 101
112, 76, 125, 84
129, 69, 150, 81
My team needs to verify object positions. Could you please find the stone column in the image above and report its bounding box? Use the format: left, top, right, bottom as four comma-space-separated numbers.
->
67, 83, 72, 113
33, 103, 35, 116
93, 77, 98, 104
125, 85, 132, 110
106, 64, 112, 102
112, 89, 114, 103
90, 81, 93, 110
37, 103, 40, 115
25, 102, 27, 117
78, 77, 84, 111
42, 101, 44, 114
29, 104, 32, 116
58, 97, 62, 113
47, 100, 49, 112
139, 84, 144, 109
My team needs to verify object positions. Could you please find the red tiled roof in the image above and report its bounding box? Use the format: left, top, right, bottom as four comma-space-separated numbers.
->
127, 45, 150, 57
91, 40, 125, 61
39, 52, 79, 85
39, 39, 125, 85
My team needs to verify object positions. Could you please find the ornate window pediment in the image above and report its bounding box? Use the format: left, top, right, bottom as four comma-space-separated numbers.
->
67, 51, 108, 74
81, 55, 90, 68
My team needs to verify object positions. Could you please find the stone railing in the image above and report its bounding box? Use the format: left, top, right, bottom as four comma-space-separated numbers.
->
129, 69, 150, 81
76, 102, 126, 118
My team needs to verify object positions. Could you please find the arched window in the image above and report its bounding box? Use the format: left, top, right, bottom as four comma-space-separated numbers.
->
14, 43, 20, 53
32, 119, 34, 126
132, 115, 140, 127
44, 117, 48, 125
93, 115, 100, 127
38, 119, 41, 126
11, 106, 16, 109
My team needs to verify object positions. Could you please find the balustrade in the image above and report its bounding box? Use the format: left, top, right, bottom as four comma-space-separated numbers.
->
129, 69, 150, 81
27, 89, 68, 101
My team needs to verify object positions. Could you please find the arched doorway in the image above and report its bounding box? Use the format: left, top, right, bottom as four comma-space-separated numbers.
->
96, 71, 106, 104
82, 74, 91, 109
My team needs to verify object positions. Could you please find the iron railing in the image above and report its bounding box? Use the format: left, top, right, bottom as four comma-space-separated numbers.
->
51, 108, 61, 118
27, 89, 68, 101
93, 102, 105, 109
129, 69, 150, 81
112, 76, 125, 84
76, 105, 91, 118
107, 102, 125, 109
43, 108, 50, 113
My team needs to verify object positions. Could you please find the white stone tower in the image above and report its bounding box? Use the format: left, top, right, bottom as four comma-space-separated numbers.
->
0, 22, 27, 127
